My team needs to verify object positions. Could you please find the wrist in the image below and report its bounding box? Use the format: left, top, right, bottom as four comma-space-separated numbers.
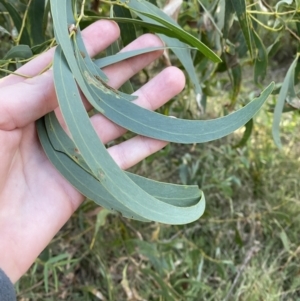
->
0, 268, 17, 301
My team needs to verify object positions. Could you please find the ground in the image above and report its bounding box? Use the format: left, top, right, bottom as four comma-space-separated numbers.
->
16, 59, 300, 300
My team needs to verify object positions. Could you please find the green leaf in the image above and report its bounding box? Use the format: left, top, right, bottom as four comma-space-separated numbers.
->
113, 5, 137, 47
230, 0, 253, 58
272, 54, 299, 148
252, 29, 268, 84
96, 15, 210, 53
44, 0, 276, 225
121, 0, 221, 63
3, 44, 32, 59
88, 3, 215, 102
286, 59, 300, 110
26, 0, 46, 46
90, 207, 113, 247
141, 268, 179, 299
95, 46, 168, 69
44, 103, 198, 223
223, 0, 235, 39
47, 0, 206, 224
53, 45, 205, 224
43, 112, 201, 207
43, 0, 51, 36
267, 35, 282, 59
37, 116, 150, 222
279, 230, 290, 252
70, 22, 274, 144
275, 0, 293, 12
118, 0, 216, 103
231, 63, 242, 103
74, 28, 135, 101
78, 43, 275, 143
31, 39, 54, 55
160, 34, 204, 104
0, 25, 11, 37
0, 0, 31, 45
105, 36, 134, 95
233, 119, 253, 148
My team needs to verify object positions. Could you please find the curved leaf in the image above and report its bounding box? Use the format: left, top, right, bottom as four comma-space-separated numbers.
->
118, 0, 220, 63
0, 0, 31, 45
26, 0, 46, 46
45, 0, 275, 226
272, 55, 299, 148
78, 42, 274, 143
52, 44, 205, 224
253, 29, 268, 84
68, 23, 275, 144
3, 44, 33, 59
44, 111, 202, 206
230, 0, 253, 58
113, 5, 137, 47
233, 119, 253, 148
94, 46, 169, 69
48, 0, 206, 224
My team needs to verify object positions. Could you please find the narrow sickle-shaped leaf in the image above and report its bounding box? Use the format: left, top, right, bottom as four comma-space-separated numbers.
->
52, 44, 205, 224
37, 116, 151, 221
113, 4, 137, 47
230, 0, 253, 58
57, 2, 275, 145
3, 44, 33, 60
45, 111, 202, 205
117, 0, 207, 100
117, 0, 221, 63
76, 40, 275, 144
253, 29, 268, 84
26, 0, 46, 46
0, 0, 31, 45
52, 0, 204, 223
49, 0, 206, 223
60, 10, 276, 146
94, 46, 172, 69
272, 55, 299, 148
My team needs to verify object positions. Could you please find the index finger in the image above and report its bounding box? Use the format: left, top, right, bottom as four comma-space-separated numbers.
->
0, 20, 120, 88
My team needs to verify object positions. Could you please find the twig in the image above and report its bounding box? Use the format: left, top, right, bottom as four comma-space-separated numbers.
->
223, 245, 260, 301
15, 0, 32, 45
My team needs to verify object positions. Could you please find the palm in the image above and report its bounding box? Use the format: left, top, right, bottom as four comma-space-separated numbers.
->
1, 122, 79, 213
0, 122, 80, 278
0, 20, 185, 282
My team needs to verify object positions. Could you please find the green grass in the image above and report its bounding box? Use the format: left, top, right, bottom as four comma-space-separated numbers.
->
16, 91, 300, 300
1, 0, 299, 299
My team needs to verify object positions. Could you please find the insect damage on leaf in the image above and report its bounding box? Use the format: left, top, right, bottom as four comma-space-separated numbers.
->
95, 75, 120, 95
83, 70, 120, 98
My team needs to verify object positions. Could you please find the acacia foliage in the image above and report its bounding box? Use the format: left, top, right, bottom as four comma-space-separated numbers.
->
0, 0, 298, 224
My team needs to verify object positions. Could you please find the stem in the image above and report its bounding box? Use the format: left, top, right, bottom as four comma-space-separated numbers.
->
0, 69, 32, 78
37, 61, 53, 76
36, 39, 57, 75
15, 0, 32, 45
249, 14, 284, 32
247, 9, 298, 16
75, 0, 86, 28
285, 27, 300, 42
246, 2, 259, 9
198, 1, 223, 37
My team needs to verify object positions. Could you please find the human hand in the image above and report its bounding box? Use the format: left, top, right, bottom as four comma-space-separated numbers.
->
0, 20, 185, 283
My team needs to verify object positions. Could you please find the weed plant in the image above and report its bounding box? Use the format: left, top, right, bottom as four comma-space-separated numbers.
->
16, 71, 300, 301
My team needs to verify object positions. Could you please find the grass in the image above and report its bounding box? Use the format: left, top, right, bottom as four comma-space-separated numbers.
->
2, 1, 298, 298
16, 80, 300, 300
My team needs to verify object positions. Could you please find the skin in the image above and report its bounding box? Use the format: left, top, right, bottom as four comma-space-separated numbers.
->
0, 20, 185, 283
